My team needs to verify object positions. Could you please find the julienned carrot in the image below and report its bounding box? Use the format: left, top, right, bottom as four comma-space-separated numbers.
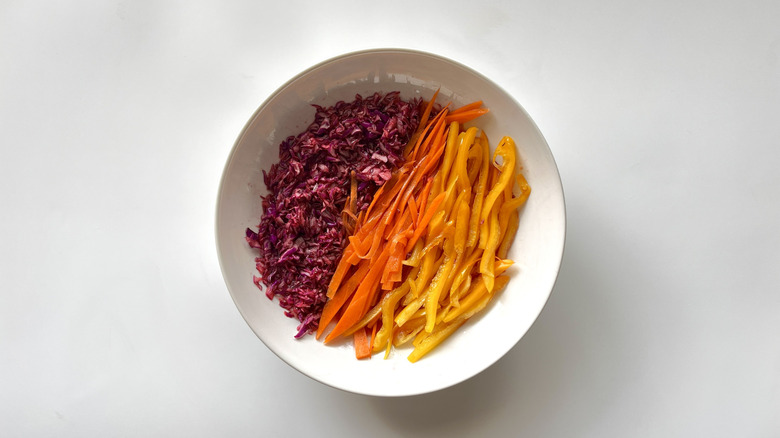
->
317, 261, 371, 339
341, 171, 358, 234
354, 326, 371, 360
327, 245, 355, 297
408, 196, 419, 226
381, 213, 413, 286
417, 177, 434, 217
403, 89, 439, 158
383, 170, 417, 228
445, 108, 489, 124
410, 106, 449, 162
348, 235, 371, 259
364, 168, 407, 226
405, 192, 445, 253
324, 247, 391, 343
370, 323, 378, 352
448, 100, 483, 115
418, 89, 439, 130
396, 155, 433, 215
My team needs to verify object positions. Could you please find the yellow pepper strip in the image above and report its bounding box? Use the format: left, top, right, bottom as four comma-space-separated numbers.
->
496, 208, 513, 255
453, 201, 470, 261
396, 251, 444, 326
495, 259, 514, 272
500, 173, 531, 215
443, 280, 487, 323
371, 278, 415, 353
447, 248, 483, 306
402, 238, 425, 267
440, 121, 460, 192
498, 211, 519, 259
393, 316, 426, 347
414, 232, 447, 270
416, 306, 452, 346
500, 142, 517, 203
444, 274, 511, 323
413, 324, 429, 347
428, 170, 443, 202
408, 275, 419, 297
462, 275, 511, 320
384, 338, 393, 359
451, 275, 472, 307
424, 252, 456, 332
497, 173, 531, 257
466, 139, 483, 185
403, 232, 450, 326
407, 307, 427, 322
480, 193, 503, 292
473, 134, 491, 249
442, 220, 456, 259
481, 136, 517, 226
447, 127, 477, 194
408, 316, 468, 363
428, 176, 458, 238
442, 176, 460, 219
436, 203, 473, 316
396, 294, 424, 327
408, 248, 443, 302
449, 189, 467, 225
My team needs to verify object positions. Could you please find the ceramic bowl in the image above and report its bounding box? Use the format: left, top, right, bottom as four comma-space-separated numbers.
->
216, 48, 565, 396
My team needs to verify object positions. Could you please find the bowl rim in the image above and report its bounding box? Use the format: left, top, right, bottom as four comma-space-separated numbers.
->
215, 47, 567, 396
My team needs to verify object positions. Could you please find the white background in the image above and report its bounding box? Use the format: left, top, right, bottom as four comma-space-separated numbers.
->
1, 0, 778, 436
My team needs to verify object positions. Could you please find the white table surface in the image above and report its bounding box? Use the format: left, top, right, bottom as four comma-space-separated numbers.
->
2, 1, 778, 436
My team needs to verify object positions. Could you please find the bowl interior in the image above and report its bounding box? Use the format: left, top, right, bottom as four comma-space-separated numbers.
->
216, 49, 565, 396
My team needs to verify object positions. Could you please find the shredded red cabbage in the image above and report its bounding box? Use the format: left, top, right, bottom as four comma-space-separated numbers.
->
246, 92, 421, 338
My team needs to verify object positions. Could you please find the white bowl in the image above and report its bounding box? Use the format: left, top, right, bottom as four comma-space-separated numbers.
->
216, 48, 565, 397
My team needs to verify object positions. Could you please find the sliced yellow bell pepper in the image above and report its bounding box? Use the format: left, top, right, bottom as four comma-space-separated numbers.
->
470, 133, 491, 250
481, 136, 517, 225
439, 121, 460, 191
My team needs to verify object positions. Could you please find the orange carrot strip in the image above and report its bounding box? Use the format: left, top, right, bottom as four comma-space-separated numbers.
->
383, 234, 410, 287
349, 171, 358, 213
416, 109, 448, 159
409, 195, 419, 226
388, 234, 411, 284
418, 177, 434, 216
381, 212, 412, 286
393, 157, 431, 224
403, 89, 440, 158
363, 215, 389, 261
348, 235, 372, 259
370, 171, 409, 221
420, 136, 447, 176
406, 121, 432, 161
318, 261, 371, 339
354, 326, 371, 360
449, 100, 483, 115
325, 247, 391, 343
382, 171, 414, 227
405, 191, 445, 253
353, 209, 382, 243
370, 323, 378, 352
363, 167, 408, 224
445, 108, 489, 124
420, 89, 439, 128
327, 245, 356, 297
411, 107, 449, 161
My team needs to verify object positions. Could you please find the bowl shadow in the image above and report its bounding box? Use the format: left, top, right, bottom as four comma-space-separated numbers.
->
362, 204, 640, 436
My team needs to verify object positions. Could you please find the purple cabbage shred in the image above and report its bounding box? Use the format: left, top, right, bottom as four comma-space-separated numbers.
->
245, 92, 421, 338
